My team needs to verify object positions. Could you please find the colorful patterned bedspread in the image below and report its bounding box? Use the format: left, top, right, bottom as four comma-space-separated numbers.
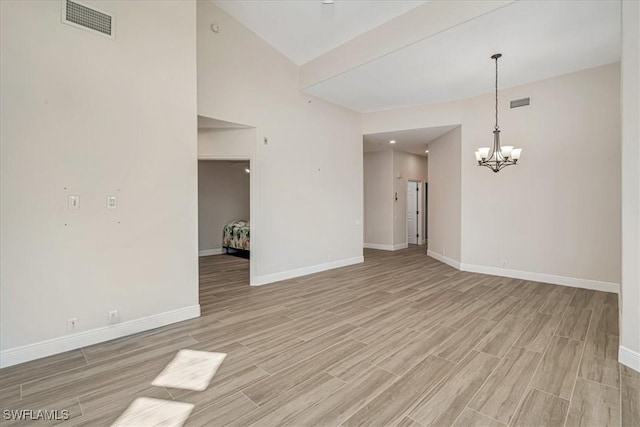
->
223, 220, 250, 251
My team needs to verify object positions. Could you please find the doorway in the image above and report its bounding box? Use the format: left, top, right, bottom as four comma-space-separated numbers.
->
197, 158, 252, 312
424, 182, 428, 244
407, 181, 419, 244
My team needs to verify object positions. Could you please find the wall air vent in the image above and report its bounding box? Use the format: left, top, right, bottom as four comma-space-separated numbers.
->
61, 0, 115, 39
510, 97, 530, 109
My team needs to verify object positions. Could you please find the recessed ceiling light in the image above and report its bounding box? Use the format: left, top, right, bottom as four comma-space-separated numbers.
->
322, 0, 335, 4
425, 150, 429, 153
389, 140, 396, 144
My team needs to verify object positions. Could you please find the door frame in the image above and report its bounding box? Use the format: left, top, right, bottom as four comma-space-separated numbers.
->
197, 155, 256, 286
406, 179, 423, 246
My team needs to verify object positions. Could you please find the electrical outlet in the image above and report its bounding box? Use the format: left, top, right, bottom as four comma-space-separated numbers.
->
108, 310, 119, 324
501, 260, 507, 268
67, 318, 78, 332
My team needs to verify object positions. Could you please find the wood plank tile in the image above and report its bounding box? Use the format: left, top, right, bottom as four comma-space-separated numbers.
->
565, 378, 620, 427
243, 339, 364, 406
397, 416, 426, 427
510, 388, 569, 427
469, 347, 541, 424
452, 408, 505, 427
531, 336, 583, 399
509, 292, 552, 319
578, 331, 619, 388
171, 365, 269, 411
479, 296, 521, 322
514, 312, 561, 353
184, 392, 257, 426
228, 372, 345, 427
434, 318, 498, 362
343, 355, 455, 427
21, 336, 197, 400
257, 323, 357, 374
475, 314, 531, 358
595, 304, 618, 336
70, 386, 173, 427
569, 289, 595, 310
1, 392, 84, 426
327, 327, 419, 381
408, 351, 500, 427
622, 369, 640, 427
82, 325, 206, 364
440, 299, 489, 329
556, 307, 592, 341
0, 385, 21, 406
539, 293, 572, 317
283, 367, 396, 426
622, 363, 640, 380
0, 349, 87, 389
376, 325, 458, 376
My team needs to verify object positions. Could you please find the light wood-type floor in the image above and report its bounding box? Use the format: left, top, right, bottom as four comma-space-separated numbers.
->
1, 246, 638, 426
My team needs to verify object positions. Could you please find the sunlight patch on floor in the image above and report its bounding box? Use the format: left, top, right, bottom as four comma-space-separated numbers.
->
151, 349, 227, 391
110, 397, 194, 427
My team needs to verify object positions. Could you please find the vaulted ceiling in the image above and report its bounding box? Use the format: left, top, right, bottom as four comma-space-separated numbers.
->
214, 0, 427, 65
215, 0, 622, 113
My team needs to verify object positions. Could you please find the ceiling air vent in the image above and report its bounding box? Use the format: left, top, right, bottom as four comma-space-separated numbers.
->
510, 97, 530, 109
61, 0, 114, 39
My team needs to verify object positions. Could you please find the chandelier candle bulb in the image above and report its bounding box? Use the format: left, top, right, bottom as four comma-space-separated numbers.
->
511, 148, 522, 161
501, 145, 514, 158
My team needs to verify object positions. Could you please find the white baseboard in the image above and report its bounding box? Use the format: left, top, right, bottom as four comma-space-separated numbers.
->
252, 256, 364, 286
427, 250, 461, 269
199, 248, 224, 256
364, 243, 408, 251
620, 346, 640, 373
459, 263, 619, 294
364, 243, 393, 250
0, 305, 201, 368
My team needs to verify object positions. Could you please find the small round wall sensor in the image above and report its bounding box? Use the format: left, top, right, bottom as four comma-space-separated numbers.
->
211, 24, 220, 33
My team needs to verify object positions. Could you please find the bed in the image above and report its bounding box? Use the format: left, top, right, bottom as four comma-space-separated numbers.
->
222, 220, 250, 255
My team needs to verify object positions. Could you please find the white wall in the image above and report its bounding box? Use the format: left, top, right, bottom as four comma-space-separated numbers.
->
427, 128, 462, 264
198, 161, 250, 253
364, 150, 393, 248
393, 151, 428, 246
620, 0, 640, 371
364, 63, 621, 290
198, 2, 363, 284
198, 128, 257, 159
0, 0, 198, 365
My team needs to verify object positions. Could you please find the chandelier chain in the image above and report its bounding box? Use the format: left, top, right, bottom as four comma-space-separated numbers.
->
495, 55, 499, 131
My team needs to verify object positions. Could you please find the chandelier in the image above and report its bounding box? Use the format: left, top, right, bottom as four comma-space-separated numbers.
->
475, 53, 522, 172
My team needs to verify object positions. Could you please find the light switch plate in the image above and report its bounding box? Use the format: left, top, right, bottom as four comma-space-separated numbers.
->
68, 195, 80, 209
107, 196, 117, 209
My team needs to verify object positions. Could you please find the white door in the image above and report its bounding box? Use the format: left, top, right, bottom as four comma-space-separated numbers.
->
407, 181, 418, 244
